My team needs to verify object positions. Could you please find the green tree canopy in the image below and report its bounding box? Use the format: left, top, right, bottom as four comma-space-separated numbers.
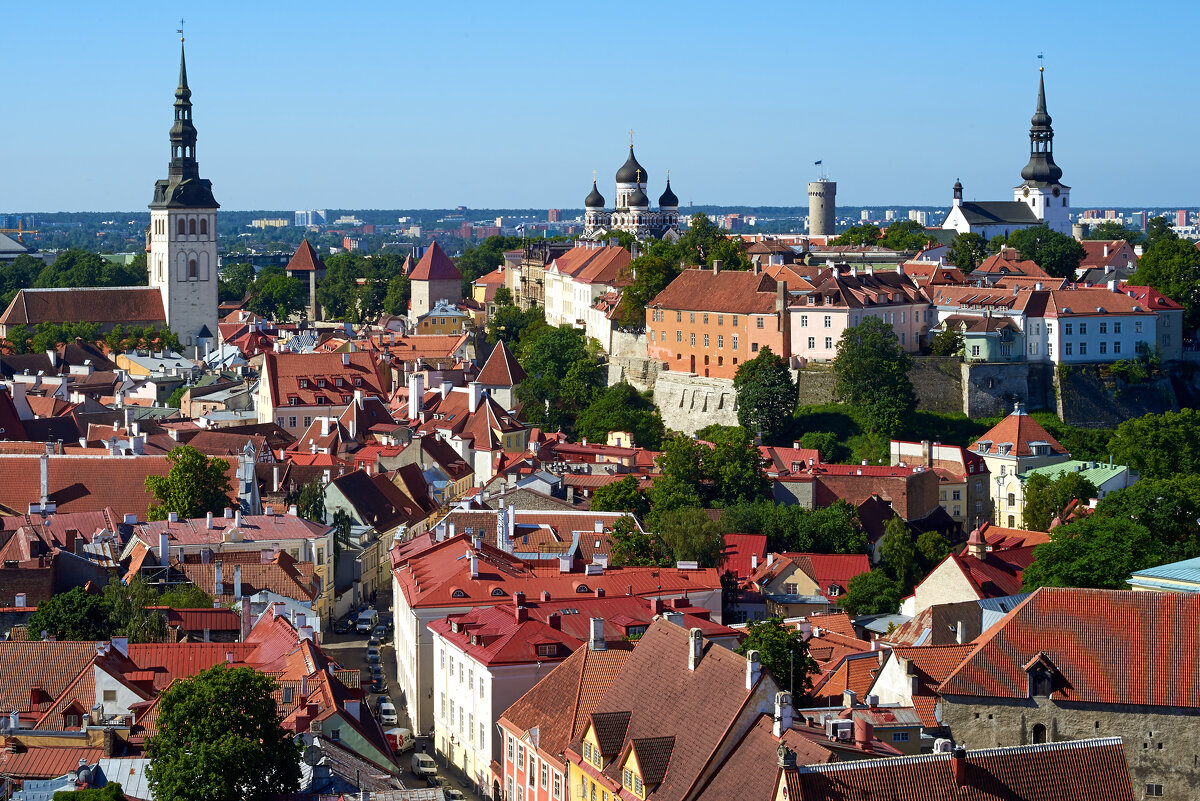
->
734, 346, 797, 445
27, 586, 109, 641
830, 224, 881, 247
146, 665, 301, 801
145, 445, 235, 522
879, 516, 917, 592
1021, 470, 1098, 532
1083, 221, 1144, 246
646, 430, 772, 519
879, 220, 932, 252
158, 583, 216, 609
1006, 224, 1086, 279
54, 784, 126, 801
103, 575, 169, 643
833, 316, 916, 436
1022, 516, 1166, 590
930, 327, 964, 357
1129, 238, 1200, 329
1108, 409, 1200, 480
247, 268, 307, 320
654, 507, 726, 568
217, 262, 256, 303
719, 499, 866, 554
736, 617, 819, 699
838, 570, 901, 616
1144, 215, 1178, 250
945, 232, 987, 271
609, 515, 669, 567
589, 475, 650, 518
575, 383, 666, 450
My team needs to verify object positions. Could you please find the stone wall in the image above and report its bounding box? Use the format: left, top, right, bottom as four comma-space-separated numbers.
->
1055, 364, 1177, 429
607, 357, 662, 393
609, 330, 649, 359
795, 367, 836, 407
652, 372, 739, 435
909, 357, 963, 414
960, 362, 1054, 418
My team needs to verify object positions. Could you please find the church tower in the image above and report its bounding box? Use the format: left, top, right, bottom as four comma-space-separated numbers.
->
148, 40, 219, 357
1013, 68, 1070, 233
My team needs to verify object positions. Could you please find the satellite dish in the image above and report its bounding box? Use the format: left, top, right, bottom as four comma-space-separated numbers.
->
303, 745, 323, 767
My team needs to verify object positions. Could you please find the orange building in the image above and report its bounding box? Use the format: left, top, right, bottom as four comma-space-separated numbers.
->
645, 263, 789, 379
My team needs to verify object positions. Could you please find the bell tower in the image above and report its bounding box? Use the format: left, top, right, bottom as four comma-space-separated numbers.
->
148, 38, 219, 357
1013, 68, 1070, 233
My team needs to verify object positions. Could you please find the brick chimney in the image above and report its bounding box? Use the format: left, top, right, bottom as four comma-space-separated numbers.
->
772, 691, 793, 737
951, 745, 967, 787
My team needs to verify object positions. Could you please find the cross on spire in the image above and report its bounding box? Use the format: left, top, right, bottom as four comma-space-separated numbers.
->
177, 17, 185, 42
629, 128, 634, 147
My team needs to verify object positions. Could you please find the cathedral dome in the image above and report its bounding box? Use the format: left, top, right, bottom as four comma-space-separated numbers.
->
658, 179, 678, 208
628, 186, 650, 208
585, 181, 605, 209
616, 147, 647, 184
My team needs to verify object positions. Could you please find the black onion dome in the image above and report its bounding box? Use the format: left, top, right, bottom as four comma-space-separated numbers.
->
585, 181, 605, 208
628, 186, 650, 207
616, 147, 647, 184
659, 179, 678, 208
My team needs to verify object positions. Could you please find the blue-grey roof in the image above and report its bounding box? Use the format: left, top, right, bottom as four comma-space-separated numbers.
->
855, 613, 911, 634
956, 201, 1040, 226
1128, 557, 1200, 591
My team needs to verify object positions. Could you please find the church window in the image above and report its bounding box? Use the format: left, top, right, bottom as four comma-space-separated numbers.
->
200, 218, 208, 235
177, 218, 185, 235
188, 259, 197, 279
189, 218, 197, 235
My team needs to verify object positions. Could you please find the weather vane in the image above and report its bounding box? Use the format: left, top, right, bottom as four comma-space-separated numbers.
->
177, 18, 185, 42
1038, 52, 1044, 72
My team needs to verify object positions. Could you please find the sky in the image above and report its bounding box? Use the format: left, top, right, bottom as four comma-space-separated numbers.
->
5, 0, 1197, 212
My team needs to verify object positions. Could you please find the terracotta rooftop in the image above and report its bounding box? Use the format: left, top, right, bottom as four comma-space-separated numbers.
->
648, 267, 781, 315
409, 241, 462, 282
285, 239, 326, 273
476, 340, 527, 387
0, 287, 165, 327
969, 406, 1066, 458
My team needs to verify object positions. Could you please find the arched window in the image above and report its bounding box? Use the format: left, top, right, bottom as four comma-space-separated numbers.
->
575, 584, 590, 594
177, 218, 185, 235
200, 218, 208, 235
451, 589, 468, 599
1032, 723, 1047, 744
491, 588, 506, 597
188, 259, 197, 279
189, 218, 197, 235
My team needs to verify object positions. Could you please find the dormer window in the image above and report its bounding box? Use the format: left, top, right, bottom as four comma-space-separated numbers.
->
536, 644, 557, 657
354, 377, 363, 386
299, 379, 309, 389
491, 588, 506, 596
452, 589, 468, 598
336, 378, 344, 387
318, 379, 326, 388
576, 584, 590, 594
1030, 669, 1054, 698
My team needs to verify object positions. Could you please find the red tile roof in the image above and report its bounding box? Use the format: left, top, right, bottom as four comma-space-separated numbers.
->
1120, 283, 1183, 311
136, 512, 331, 547
263, 350, 387, 410
174, 553, 319, 605
0, 641, 99, 717
476, 340, 527, 386
648, 267, 781, 315
550, 245, 632, 286
786, 737, 1134, 800
969, 407, 1066, 458
0, 287, 165, 327
285, 239, 326, 273
812, 651, 884, 702
972, 251, 1051, 278
720, 533, 767, 578
409, 241, 462, 282
939, 588, 1200, 708
0, 746, 106, 779
945, 548, 1035, 600
1043, 285, 1158, 317
697, 714, 832, 800
883, 643, 976, 727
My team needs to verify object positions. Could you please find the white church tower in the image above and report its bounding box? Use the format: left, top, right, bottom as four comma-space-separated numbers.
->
148, 39, 219, 358
1013, 67, 1070, 234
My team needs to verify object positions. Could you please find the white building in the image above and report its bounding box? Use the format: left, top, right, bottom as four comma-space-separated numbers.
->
582, 143, 681, 242
541, 243, 631, 329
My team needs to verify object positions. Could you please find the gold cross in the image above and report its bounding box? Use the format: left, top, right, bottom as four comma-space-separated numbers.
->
629, 129, 634, 147
636, 169, 641, 183
592, 169, 597, 183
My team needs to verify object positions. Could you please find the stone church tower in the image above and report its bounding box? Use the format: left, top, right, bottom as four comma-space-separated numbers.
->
147, 41, 219, 357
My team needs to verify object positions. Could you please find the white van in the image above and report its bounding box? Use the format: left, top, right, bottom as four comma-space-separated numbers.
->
377, 698, 398, 725
356, 608, 379, 633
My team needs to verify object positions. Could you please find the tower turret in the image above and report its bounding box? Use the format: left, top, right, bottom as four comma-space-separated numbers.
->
1019, 69, 1063, 186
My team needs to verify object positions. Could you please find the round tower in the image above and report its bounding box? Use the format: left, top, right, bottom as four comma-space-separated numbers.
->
808, 179, 836, 237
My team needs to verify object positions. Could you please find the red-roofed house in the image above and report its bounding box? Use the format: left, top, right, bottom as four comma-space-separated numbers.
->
543, 244, 632, 329
257, 350, 388, 437
746, 553, 872, 618
1119, 283, 1184, 360
890, 439, 991, 529
938, 587, 1197, 798
902, 529, 1035, 618
475, 340, 526, 411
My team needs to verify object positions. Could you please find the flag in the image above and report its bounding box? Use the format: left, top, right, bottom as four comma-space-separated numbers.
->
814, 160, 822, 165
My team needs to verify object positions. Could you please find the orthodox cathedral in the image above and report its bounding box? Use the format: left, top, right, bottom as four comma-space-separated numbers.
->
942, 69, 1071, 239
582, 141, 682, 241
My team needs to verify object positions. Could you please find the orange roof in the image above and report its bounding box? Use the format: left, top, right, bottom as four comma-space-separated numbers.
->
648, 267, 781, 315
409, 241, 462, 282
969, 406, 1066, 458
285, 239, 326, 272
940, 588, 1200, 708
476, 339, 527, 386
263, 350, 387, 409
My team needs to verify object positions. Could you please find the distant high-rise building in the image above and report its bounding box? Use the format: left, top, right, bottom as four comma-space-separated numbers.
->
1082, 209, 1100, 219
884, 210, 895, 221
908, 210, 919, 222
807, 179, 836, 237
1104, 210, 1117, 219
547, 208, 561, 222
860, 210, 870, 221
343, 236, 363, 252
1131, 212, 1147, 230
1177, 209, 1189, 227
294, 209, 326, 227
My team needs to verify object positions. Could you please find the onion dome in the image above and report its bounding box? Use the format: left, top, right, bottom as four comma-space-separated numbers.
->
585, 181, 605, 209
616, 146, 647, 184
628, 186, 650, 208
659, 177, 678, 208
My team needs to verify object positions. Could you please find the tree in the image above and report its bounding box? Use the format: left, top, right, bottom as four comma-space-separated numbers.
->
704, 427, 771, 507
286, 477, 327, 523
1021, 470, 1097, 532
930, 327, 964, 357
104, 575, 169, 643
159, 583, 215, 609
879, 220, 931, 252
879, 516, 917, 591
1129, 238, 1200, 329
618, 253, 681, 328
247, 269, 307, 320
26, 586, 109, 640
945, 232, 987, 271
1145, 215, 1178, 250
145, 445, 235, 522
590, 475, 650, 518
166, 386, 186, 409
833, 316, 916, 436
217, 262, 256, 303
677, 213, 748, 269
1108, 409, 1200, 480
915, 531, 951, 573
146, 665, 301, 801
54, 784, 126, 801
718, 499, 865, 555
838, 570, 901, 616
830, 224, 881, 248
575, 383, 666, 450
487, 303, 544, 347
1083, 221, 1144, 247
655, 508, 726, 568
1006, 224, 1086, 279
734, 346, 797, 445
493, 286, 513, 307
1022, 516, 1166, 590
382, 274, 410, 316
609, 516, 669, 567
798, 431, 839, 463
736, 617, 818, 699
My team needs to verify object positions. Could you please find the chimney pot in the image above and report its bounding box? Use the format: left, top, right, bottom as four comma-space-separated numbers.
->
589, 617, 606, 651
687, 628, 703, 671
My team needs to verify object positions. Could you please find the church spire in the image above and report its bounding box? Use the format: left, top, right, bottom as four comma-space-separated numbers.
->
1019, 67, 1062, 186
169, 41, 199, 180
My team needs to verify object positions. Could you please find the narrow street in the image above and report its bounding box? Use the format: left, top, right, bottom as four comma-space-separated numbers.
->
320, 600, 480, 800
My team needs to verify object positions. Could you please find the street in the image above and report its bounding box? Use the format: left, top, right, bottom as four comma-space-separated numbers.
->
320, 600, 481, 800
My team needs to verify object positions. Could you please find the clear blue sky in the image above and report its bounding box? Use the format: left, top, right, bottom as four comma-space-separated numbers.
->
6, 0, 1196, 212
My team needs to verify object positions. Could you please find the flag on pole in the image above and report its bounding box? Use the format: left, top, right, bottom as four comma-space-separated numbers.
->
814, 160, 822, 165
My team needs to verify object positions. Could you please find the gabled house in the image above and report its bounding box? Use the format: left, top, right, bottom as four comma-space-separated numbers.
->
746, 553, 871, 618
902, 527, 1036, 617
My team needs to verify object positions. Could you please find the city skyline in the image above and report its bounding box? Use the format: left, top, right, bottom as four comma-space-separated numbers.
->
5, 0, 1197, 212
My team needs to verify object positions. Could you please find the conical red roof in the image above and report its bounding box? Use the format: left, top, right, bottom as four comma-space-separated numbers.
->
285, 239, 325, 272
477, 340, 526, 386
410, 241, 462, 282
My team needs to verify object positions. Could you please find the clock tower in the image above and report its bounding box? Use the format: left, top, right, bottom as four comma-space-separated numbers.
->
148, 41, 219, 357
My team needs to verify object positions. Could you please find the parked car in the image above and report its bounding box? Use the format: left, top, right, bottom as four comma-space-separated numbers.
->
333, 618, 350, 635
373, 623, 388, 640
371, 677, 388, 694
357, 609, 379, 633
411, 752, 437, 778
385, 619, 394, 636
376, 698, 398, 725
444, 789, 466, 800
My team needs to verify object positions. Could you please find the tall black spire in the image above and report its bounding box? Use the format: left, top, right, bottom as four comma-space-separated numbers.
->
152, 41, 218, 209
1019, 69, 1062, 186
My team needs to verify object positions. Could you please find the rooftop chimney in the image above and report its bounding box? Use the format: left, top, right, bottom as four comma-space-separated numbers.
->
712, 260, 722, 275
854, 716, 874, 750
589, 617, 606, 651
951, 746, 967, 787
440, 380, 452, 400
214, 562, 223, 594
745, 649, 761, 690
159, 532, 170, 567
772, 691, 793, 737
687, 628, 703, 671
843, 689, 858, 709
751, 553, 758, 570
341, 352, 350, 366
39, 452, 49, 508
110, 636, 128, 657
468, 381, 482, 414
233, 564, 243, 601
